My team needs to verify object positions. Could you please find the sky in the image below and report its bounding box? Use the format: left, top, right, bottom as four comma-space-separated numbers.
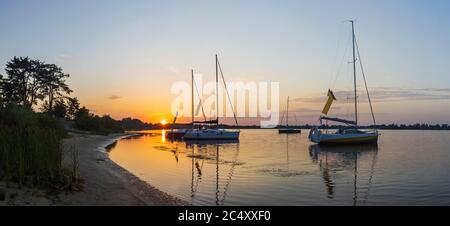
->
1, 0, 450, 125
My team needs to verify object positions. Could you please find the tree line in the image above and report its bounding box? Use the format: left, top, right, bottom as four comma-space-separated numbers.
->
0, 56, 80, 119
0, 56, 122, 134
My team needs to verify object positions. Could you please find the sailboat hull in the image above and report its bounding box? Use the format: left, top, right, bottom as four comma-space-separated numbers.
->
166, 129, 188, 139
278, 129, 301, 134
317, 133, 378, 145
309, 128, 379, 145
183, 129, 240, 140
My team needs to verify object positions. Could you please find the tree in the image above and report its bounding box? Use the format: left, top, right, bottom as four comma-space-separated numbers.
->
66, 97, 80, 120
74, 106, 91, 119
0, 57, 72, 113
0, 74, 3, 108
53, 99, 67, 119
1, 57, 42, 107
39, 63, 72, 113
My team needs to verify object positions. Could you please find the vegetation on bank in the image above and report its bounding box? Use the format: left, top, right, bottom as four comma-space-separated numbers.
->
0, 56, 123, 135
74, 107, 123, 135
0, 57, 122, 192
0, 105, 82, 191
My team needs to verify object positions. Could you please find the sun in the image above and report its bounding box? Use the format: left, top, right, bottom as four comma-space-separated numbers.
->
160, 120, 167, 126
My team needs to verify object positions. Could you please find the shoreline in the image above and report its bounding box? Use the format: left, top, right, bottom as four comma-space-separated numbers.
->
0, 132, 189, 206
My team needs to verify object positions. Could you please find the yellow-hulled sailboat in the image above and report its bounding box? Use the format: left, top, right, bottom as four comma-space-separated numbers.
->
308, 21, 379, 145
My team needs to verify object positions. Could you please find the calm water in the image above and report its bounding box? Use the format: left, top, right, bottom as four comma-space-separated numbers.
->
109, 129, 450, 206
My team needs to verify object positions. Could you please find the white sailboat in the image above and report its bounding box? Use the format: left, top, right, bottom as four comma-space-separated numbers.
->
183, 55, 240, 140
309, 21, 379, 145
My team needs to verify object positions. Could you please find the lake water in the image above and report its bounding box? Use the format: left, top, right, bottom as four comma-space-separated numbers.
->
108, 129, 450, 206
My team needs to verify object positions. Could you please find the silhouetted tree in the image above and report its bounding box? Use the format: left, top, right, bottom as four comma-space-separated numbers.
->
0, 57, 72, 113
40, 63, 72, 113
53, 99, 67, 119
66, 97, 80, 120
1, 57, 43, 107
0, 74, 3, 108
74, 106, 91, 119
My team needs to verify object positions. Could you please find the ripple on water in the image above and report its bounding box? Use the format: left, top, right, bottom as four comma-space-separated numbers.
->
258, 168, 312, 177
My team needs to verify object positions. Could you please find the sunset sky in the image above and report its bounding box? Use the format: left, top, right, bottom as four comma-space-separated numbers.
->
1, 0, 450, 125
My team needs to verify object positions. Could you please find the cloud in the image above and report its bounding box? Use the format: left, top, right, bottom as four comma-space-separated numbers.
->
55, 54, 71, 63
293, 87, 450, 103
107, 95, 122, 100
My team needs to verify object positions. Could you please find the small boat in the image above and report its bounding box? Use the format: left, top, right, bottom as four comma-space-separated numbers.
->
308, 21, 379, 145
183, 55, 240, 140
278, 96, 301, 134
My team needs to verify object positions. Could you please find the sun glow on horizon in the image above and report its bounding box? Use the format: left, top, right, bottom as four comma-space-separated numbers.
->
160, 120, 167, 125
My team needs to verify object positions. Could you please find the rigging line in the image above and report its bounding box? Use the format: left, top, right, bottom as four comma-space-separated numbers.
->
354, 35, 377, 126
328, 24, 345, 88
193, 78, 207, 121
217, 59, 239, 127
331, 33, 352, 90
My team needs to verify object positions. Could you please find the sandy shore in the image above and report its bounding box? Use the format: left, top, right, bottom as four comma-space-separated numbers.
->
0, 133, 189, 206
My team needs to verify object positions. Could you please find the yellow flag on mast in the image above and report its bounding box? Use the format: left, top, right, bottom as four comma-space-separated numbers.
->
321, 89, 337, 115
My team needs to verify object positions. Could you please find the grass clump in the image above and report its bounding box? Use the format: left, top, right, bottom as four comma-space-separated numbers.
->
0, 105, 82, 192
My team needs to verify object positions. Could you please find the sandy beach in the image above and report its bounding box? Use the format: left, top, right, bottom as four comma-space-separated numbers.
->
0, 133, 188, 206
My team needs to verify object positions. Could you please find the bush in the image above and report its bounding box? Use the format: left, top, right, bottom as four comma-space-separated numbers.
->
0, 105, 73, 190
74, 107, 123, 135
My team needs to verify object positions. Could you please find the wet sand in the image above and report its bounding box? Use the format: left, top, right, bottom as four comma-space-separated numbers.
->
0, 133, 189, 206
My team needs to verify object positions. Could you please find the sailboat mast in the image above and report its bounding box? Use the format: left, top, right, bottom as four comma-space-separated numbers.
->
216, 54, 219, 127
351, 20, 358, 126
286, 96, 289, 127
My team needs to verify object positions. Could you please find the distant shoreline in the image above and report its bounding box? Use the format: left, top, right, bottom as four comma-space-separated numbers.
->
120, 117, 450, 131
127, 126, 450, 131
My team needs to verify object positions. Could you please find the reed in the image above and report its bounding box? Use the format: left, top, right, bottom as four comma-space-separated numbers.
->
0, 105, 81, 191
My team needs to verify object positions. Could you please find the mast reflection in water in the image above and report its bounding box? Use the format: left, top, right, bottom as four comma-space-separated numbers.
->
309, 144, 378, 205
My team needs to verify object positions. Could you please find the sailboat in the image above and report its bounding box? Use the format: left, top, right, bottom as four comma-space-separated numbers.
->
166, 70, 196, 139
183, 55, 240, 140
309, 21, 379, 145
278, 96, 301, 134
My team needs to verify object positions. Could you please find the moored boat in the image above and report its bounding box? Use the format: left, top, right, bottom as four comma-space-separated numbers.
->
182, 54, 240, 141
183, 128, 240, 140
278, 96, 301, 134
166, 129, 188, 139
308, 20, 379, 145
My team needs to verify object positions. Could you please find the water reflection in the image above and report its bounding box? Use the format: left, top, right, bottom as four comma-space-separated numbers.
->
161, 129, 166, 143
188, 142, 240, 206
309, 144, 378, 205
185, 139, 239, 147
282, 133, 301, 169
